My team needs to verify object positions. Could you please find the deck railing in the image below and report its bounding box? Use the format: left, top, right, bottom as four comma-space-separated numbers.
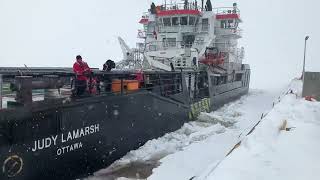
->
156, 2, 201, 11
146, 40, 206, 51
0, 71, 192, 109
158, 23, 210, 33
215, 27, 242, 38
213, 7, 240, 15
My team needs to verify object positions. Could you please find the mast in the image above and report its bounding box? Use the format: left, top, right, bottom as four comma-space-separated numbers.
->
165, 0, 167, 10
201, 0, 204, 11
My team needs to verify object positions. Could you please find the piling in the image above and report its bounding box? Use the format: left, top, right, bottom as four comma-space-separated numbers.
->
0, 74, 2, 108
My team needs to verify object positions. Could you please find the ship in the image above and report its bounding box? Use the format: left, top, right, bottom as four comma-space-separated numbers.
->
0, 1, 250, 180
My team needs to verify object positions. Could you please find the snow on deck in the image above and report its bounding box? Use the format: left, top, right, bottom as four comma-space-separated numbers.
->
86, 88, 280, 180
200, 80, 320, 180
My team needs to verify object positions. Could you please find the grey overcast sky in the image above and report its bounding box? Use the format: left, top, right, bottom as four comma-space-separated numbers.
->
0, 0, 319, 90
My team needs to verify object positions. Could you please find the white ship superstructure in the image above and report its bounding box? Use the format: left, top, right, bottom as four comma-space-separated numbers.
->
120, 1, 244, 75
117, 0, 250, 107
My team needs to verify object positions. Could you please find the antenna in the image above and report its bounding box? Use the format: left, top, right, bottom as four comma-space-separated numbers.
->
201, 0, 204, 11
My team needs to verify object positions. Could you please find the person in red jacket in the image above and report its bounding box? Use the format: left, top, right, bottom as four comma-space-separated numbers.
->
73, 55, 91, 96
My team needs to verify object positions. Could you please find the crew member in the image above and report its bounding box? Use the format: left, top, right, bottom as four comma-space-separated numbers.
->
103, 59, 115, 72
150, 2, 156, 14
102, 59, 115, 92
73, 55, 91, 96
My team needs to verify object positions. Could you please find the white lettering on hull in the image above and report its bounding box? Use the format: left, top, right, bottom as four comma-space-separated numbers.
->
32, 135, 58, 152
56, 142, 83, 156
31, 124, 100, 156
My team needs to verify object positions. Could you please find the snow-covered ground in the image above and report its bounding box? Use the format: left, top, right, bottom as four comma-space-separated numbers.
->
85, 87, 281, 180
200, 80, 320, 180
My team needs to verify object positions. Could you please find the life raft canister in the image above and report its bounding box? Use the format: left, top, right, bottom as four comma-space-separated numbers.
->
199, 52, 225, 65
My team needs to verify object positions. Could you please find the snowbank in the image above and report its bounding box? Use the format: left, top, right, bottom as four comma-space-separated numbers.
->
203, 80, 320, 180
148, 90, 278, 180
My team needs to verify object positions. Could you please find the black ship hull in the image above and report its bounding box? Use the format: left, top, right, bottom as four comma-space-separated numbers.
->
0, 68, 250, 180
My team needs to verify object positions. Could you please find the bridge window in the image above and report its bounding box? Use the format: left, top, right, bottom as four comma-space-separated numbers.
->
163, 18, 171, 26
227, 19, 234, 28
221, 19, 236, 29
189, 16, 196, 25
196, 17, 200, 25
221, 20, 226, 28
180, 16, 188, 25
172, 17, 179, 26
163, 38, 176, 47
158, 18, 163, 26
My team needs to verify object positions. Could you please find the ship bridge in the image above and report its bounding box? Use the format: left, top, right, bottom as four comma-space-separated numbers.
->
214, 5, 242, 39
144, 2, 210, 51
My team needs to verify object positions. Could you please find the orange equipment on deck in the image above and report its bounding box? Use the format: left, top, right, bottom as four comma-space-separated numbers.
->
111, 79, 139, 93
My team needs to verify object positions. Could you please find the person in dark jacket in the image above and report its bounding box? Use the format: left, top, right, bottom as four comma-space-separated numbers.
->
205, 0, 212, 11
102, 59, 115, 92
150, 2, 156, 14
103, 59, 116, 72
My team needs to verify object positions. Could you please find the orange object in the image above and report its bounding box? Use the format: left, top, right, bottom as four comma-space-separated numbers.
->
111, 79, 139, 93
111, 79, 122, 92
199, 52, 225, 66
125, 80, 139, 91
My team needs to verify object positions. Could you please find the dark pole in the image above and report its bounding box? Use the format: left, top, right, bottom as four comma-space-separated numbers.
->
0, 74, 2, 109
302, 35, 309, 96
164, 0, 166, 10
302, 36, 309, 81
201, 0, 204, 11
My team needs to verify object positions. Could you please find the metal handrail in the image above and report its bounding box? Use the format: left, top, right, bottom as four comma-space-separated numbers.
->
157, 2, 201, 11
159, 25, 197, 33
158, 22, 209, 31
215, 27, 242, 37
146, 40, 206, 51
2, 71, 212, 109
213, 7, 241, 15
